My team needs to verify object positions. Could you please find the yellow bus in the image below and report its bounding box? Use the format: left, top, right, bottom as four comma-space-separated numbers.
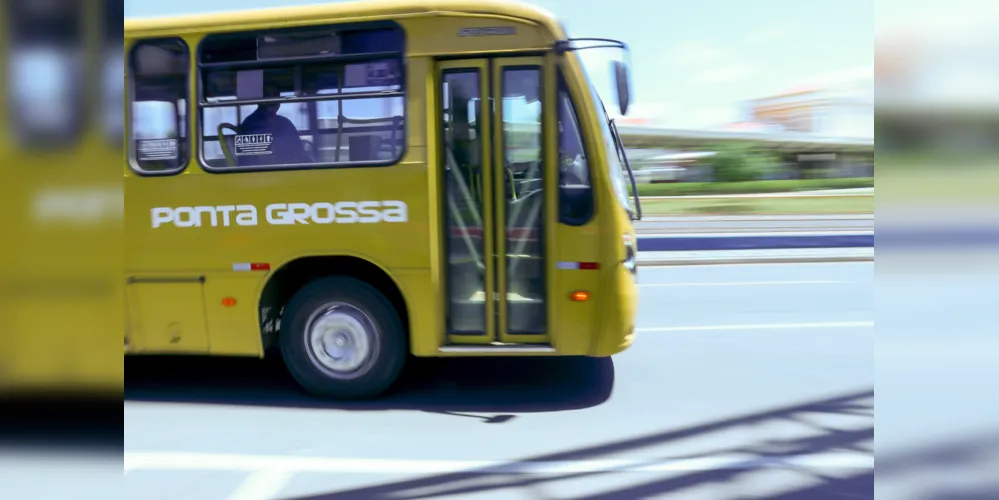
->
1, 0, 122, 394
124, 0, 642, 399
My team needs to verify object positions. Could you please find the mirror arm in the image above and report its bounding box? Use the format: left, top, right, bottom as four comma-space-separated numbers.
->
554, 38, 628, 55
552, 38, 633, 116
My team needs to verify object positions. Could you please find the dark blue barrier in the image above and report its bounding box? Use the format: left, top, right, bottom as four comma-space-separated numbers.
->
637, 233, 874, 251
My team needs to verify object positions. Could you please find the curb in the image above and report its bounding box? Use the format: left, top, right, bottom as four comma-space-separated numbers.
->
638, 255, 874, 266
640, 193, 873, 200
637, 233, 874, 251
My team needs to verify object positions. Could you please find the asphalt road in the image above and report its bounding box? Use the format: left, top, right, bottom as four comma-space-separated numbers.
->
635, 214, 874, 235
120, 262, 874, 499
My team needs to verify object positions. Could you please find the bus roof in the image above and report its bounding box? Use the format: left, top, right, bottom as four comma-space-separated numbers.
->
124, 0, 566, 39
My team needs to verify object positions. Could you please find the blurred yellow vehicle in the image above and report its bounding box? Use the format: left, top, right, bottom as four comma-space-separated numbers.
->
0, 0, 122, 395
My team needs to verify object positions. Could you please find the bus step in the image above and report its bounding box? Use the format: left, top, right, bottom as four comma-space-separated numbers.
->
438, 344, 554, 354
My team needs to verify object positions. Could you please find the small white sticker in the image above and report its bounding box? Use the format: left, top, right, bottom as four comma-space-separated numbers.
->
235, 134, 273, 156
136, 139, 178, 161
365, 61, 397, 86
345, 61, 399, 88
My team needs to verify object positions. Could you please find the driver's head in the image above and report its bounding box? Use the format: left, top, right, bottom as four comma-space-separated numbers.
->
258, 82, 281, 115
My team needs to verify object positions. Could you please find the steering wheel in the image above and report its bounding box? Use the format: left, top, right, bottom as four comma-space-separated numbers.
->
560, 154, 586, 184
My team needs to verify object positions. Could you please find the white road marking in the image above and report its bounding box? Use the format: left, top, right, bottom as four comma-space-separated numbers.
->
226, 470, 294, 500
638, 321, 874, 333
639, 280, 844, 287
124, 451, 872, 475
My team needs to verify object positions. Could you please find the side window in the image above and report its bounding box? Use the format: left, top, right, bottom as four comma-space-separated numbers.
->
128, 38, 189, 173
557, 76, 594, 225
197, 26, 405, 171
4, 0, 84, 148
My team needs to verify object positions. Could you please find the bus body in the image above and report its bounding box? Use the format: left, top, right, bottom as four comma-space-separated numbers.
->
124, 0, 641, 399
1, 0, 122, 394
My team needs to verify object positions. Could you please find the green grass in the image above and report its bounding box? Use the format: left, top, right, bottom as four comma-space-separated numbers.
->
875, 159, 999, 201
633, 178, 874, 197
641, 195, 874, 215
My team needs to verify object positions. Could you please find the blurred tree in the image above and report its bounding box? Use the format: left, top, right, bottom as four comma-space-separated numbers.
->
709, 142, 780, 182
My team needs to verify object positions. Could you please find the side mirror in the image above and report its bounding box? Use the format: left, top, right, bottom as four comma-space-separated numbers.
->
612, 60, 631, 116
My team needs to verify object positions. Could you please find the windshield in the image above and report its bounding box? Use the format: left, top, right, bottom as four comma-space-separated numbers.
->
588, 83, 633, 215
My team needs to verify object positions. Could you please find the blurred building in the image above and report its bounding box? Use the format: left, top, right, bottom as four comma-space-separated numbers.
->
875, 33, 999, 155
718, 121, 783, 133
743, 78, 874, 139
614, 116, 654, 127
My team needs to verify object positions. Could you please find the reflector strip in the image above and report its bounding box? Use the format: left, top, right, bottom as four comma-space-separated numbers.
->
233, 263, 271, 271
556, 261, 600, 270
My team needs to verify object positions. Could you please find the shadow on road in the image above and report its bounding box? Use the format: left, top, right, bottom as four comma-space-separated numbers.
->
125, 353, 615, 416
876, 430, 999, 500
0, 392, 120, 453
281, 389, 875, 499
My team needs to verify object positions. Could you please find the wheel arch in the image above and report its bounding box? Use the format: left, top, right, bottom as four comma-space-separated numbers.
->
257, 254, 410, 353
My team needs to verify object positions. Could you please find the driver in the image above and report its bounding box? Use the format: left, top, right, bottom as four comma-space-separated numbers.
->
238, 83, 312, 166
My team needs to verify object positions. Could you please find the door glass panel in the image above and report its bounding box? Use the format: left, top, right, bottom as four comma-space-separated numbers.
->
442, 70, 487, 334
500, 67, 545, 334
557, 79, 594, 224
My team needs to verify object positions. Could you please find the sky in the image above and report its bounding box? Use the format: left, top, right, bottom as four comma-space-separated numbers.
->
875, 0, 999, 109
125, 0, 873, 131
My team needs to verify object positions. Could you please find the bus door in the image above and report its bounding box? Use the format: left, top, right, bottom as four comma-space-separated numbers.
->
438, 57, 552, 347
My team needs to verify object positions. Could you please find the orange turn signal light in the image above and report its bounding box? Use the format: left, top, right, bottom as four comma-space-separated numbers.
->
221, 297, 237, 307
569, 291, 590, 302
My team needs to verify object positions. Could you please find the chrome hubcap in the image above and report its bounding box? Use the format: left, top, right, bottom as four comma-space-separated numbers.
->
305, 303, 377, 378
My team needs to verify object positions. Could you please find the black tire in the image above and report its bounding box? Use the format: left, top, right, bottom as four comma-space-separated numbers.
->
279, 276, 406, 399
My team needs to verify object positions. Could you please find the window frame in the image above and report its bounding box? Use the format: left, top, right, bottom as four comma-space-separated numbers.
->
104, 47, 125, 147
104, 0, 124, 147
125, 36, 192, 177
556, 70, 595, 226
194, 21, 408, 174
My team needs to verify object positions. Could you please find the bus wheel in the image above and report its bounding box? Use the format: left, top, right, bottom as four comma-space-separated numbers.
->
279, 276, 406, 399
